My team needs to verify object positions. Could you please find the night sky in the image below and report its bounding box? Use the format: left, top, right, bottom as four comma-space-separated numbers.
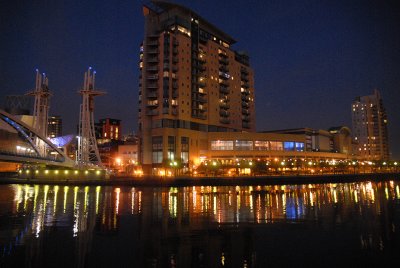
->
1, 0, 399, 158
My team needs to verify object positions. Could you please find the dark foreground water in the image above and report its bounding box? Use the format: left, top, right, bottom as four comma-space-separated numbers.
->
0, 180, 400, 268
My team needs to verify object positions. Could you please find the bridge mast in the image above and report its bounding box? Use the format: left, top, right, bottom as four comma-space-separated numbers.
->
77, 67, 105, 168
26, 69, 51, 155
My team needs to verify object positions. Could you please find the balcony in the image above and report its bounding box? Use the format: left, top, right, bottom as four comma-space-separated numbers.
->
218, 57, 229, 65
172, 48, 178, 55
242, 122, 251, 129
240, 67, 249, 75
147, 40, 159, 46
241, 95, 250, 101
219, 102, 230, 109
199, 106, 207, 112
241, 81, 250, 89
172, 57, 179, 63
242, 109, 250, 115
146, 110, 159, 116
147, 48, 159, 54
198, 80, 206, 88
172, 82, 178, 89
220, 118, 230, 124
218, 50, 228, 58
197, 95, 207, 103
198, 64, 206, 72
241, 88, 250, 95
242, 102, 250, 108
172, 91, 179, 98
147, 91, 158, 98
241, 74, 249, 82
172, 108, 179, 115
147, 74, 158, 80
148, 57, 158, 63
219, 86, 229, 94
192, 113, 207, 120
147, 101, 158, 108
146, 66, 158, 72
147, 83, 158, 89
219, 110, 229, 117
173, 39, 179, 46
242, 115, 251, 122
219, 79, 229, 87
219, 65, 229, 73
172, 66, 178, 72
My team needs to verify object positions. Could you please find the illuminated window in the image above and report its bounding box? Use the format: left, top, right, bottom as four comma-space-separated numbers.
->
269, 141, 283, 151
283, 142, 295, 151
181, 137, 189, 163
295, 142, 304, 152
235, 140, 253, 151
211, 140, 233, 150
152, 136, 163, 163
254, 141, 269, 150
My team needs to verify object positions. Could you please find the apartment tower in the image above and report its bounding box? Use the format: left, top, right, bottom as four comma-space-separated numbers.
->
48, 116, 62, 138
139, 1, 255, 174
352, 89, 389, 160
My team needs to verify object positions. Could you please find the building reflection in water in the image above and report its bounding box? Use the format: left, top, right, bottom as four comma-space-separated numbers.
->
0, 180, 399, 267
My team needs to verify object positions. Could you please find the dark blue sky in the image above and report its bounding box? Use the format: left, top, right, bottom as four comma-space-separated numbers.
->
1, 0, 399, 158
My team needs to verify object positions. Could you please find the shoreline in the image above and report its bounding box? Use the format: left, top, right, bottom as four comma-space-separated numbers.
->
1, 172, 399, 187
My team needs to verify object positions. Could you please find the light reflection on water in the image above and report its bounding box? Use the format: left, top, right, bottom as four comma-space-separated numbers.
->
0, 180, 400, 267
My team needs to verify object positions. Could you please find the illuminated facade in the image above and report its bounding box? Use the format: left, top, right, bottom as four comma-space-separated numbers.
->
352, 90, 389, 160
139, 1, 255, 174
96, 118, 121, 141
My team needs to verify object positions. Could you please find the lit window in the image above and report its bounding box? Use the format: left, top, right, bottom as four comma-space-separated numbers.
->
235, 140, 253, 151
211, 140, 233, 150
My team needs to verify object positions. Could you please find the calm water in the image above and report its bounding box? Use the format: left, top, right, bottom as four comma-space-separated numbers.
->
0, 180, 400, 267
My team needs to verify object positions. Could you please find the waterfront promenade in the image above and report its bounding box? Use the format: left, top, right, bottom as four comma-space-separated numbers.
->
1, 172, 399, 187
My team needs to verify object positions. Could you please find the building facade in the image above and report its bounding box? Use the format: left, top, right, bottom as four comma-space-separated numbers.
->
48, 116, 62, 138
352, 90, 389, 160
139, 1, 256, 174
95, 118, 121, 141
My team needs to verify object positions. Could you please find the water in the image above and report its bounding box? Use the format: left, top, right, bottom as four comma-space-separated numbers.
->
0, 180, 399, 267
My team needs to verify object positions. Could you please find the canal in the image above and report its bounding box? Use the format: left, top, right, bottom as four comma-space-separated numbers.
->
1, 179, 399, 267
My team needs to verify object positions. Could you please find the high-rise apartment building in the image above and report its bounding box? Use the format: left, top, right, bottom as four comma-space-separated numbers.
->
48, 116, 62, 138
352, 89, 389, 160
139, 1, 255, 173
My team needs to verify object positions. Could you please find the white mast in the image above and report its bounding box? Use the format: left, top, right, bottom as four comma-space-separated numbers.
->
26, 69, 51, 155
77, 67, 105, 168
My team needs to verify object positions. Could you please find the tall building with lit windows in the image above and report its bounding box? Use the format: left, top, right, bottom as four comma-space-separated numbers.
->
139, 1, 255, 174
352, 89, 389, 160
47, 115, 62, 138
